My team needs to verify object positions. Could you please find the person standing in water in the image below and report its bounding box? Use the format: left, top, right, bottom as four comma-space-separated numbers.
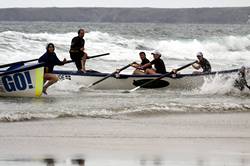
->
69, 29, 88, 72
38, 43, 66, 94
234, 66, 250, 91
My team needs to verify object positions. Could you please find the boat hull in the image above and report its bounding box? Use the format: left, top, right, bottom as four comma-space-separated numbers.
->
54, 69, 243, 90
0, 64, 44, 97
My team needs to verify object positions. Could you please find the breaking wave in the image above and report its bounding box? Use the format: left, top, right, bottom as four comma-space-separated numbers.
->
0, 31, 250, 67
1, 102, 250, 122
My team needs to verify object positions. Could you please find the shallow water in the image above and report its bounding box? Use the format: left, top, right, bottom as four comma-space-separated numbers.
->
0, 22, 250, 165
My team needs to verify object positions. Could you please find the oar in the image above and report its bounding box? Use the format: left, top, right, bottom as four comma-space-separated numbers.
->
125, 61, 197, 93
64, 53, 110, 64
87, 63, 133, 88
0, 58, 38, 69
0, 53, 109, 69
87, 53, 109, 59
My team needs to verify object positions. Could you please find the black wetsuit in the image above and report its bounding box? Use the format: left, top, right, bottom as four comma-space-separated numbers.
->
38, 52, 64, 73
234, 72, 250, 91
69, 36, 85, 70
141, 58, 151, 69
199, 58, 211, 73
150, 58, 167, 74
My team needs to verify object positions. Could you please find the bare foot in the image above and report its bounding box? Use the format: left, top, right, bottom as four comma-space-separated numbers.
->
80, 69, 86, 73
42, 88, 48, 95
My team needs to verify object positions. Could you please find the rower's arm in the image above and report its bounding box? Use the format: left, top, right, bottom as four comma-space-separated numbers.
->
132, 63, 140, 68
38, 53, 47, 63
54, 55, 65, 66
192, 63, 201, 70
140, 63, 151, 70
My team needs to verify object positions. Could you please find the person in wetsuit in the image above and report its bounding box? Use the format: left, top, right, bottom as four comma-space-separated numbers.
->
38, 43, 66, 94
132, 52, 152, 74
69, 29, 88, 72
138, 50, 167, 74
192, 52, 211, 74
234, 66, 250, 91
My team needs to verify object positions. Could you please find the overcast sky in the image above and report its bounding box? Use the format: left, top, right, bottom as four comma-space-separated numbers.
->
1, 0, 250, 8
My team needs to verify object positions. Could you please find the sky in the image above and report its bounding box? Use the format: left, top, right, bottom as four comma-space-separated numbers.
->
1, 0, 250, 8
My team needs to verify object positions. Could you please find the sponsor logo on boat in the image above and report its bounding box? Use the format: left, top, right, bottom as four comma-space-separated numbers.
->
58, 75, 71, 80
1, 71, 33, 92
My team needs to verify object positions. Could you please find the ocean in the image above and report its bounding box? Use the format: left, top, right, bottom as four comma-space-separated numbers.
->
0, 22, 250, 166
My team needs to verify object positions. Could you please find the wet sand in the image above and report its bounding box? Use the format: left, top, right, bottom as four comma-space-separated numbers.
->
0, 113, 250, 165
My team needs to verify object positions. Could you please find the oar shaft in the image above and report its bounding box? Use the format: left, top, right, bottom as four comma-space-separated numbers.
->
64, 53, 110, 64
88, 63, 132, 88
87, 53, 109, 59
175, 61, 197, 72
0, 53, 109, 68
0, 58, 38, 69
90, 71, 116, 87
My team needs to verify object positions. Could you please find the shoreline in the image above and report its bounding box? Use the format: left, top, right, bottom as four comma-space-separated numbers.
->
0, 112, 249, 165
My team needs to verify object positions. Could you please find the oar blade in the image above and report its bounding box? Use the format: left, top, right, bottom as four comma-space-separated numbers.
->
129, 86, 141, 92
86, 83, 93, 88
123, 86, 141, 93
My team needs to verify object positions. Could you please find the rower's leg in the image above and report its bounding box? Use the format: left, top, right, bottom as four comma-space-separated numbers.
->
133, 69, 146, 75
43, 73, 59, 94
81, 52, 88, 72
145, 69, 157, 74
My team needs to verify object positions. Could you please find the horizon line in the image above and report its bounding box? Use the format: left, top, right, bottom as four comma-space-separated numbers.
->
0, 6, 250, 9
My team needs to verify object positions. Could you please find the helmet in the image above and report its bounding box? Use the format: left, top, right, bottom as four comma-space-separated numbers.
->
151, 50, 162, 57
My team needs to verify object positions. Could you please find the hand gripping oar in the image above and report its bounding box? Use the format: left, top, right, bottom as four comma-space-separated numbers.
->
87, 63, 133, 88
0, 58, 38, 69
125, 61, 197, 93
64, 53, 110, 64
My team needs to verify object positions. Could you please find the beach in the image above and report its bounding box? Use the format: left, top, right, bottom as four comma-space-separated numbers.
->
0, 113, 250, 165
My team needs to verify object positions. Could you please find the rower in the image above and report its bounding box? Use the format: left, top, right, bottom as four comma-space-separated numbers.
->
234, 66, 250, 91
132, 51, 152, 75
38, 43, 66, 95
192, 52, 211, 74
69, 29, 88, 73
137, 51, 167, 74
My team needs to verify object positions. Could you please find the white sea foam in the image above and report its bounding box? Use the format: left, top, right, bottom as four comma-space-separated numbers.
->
194, 73, 250, 95
0, 31, 250, 68
199, 74, 237, 94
